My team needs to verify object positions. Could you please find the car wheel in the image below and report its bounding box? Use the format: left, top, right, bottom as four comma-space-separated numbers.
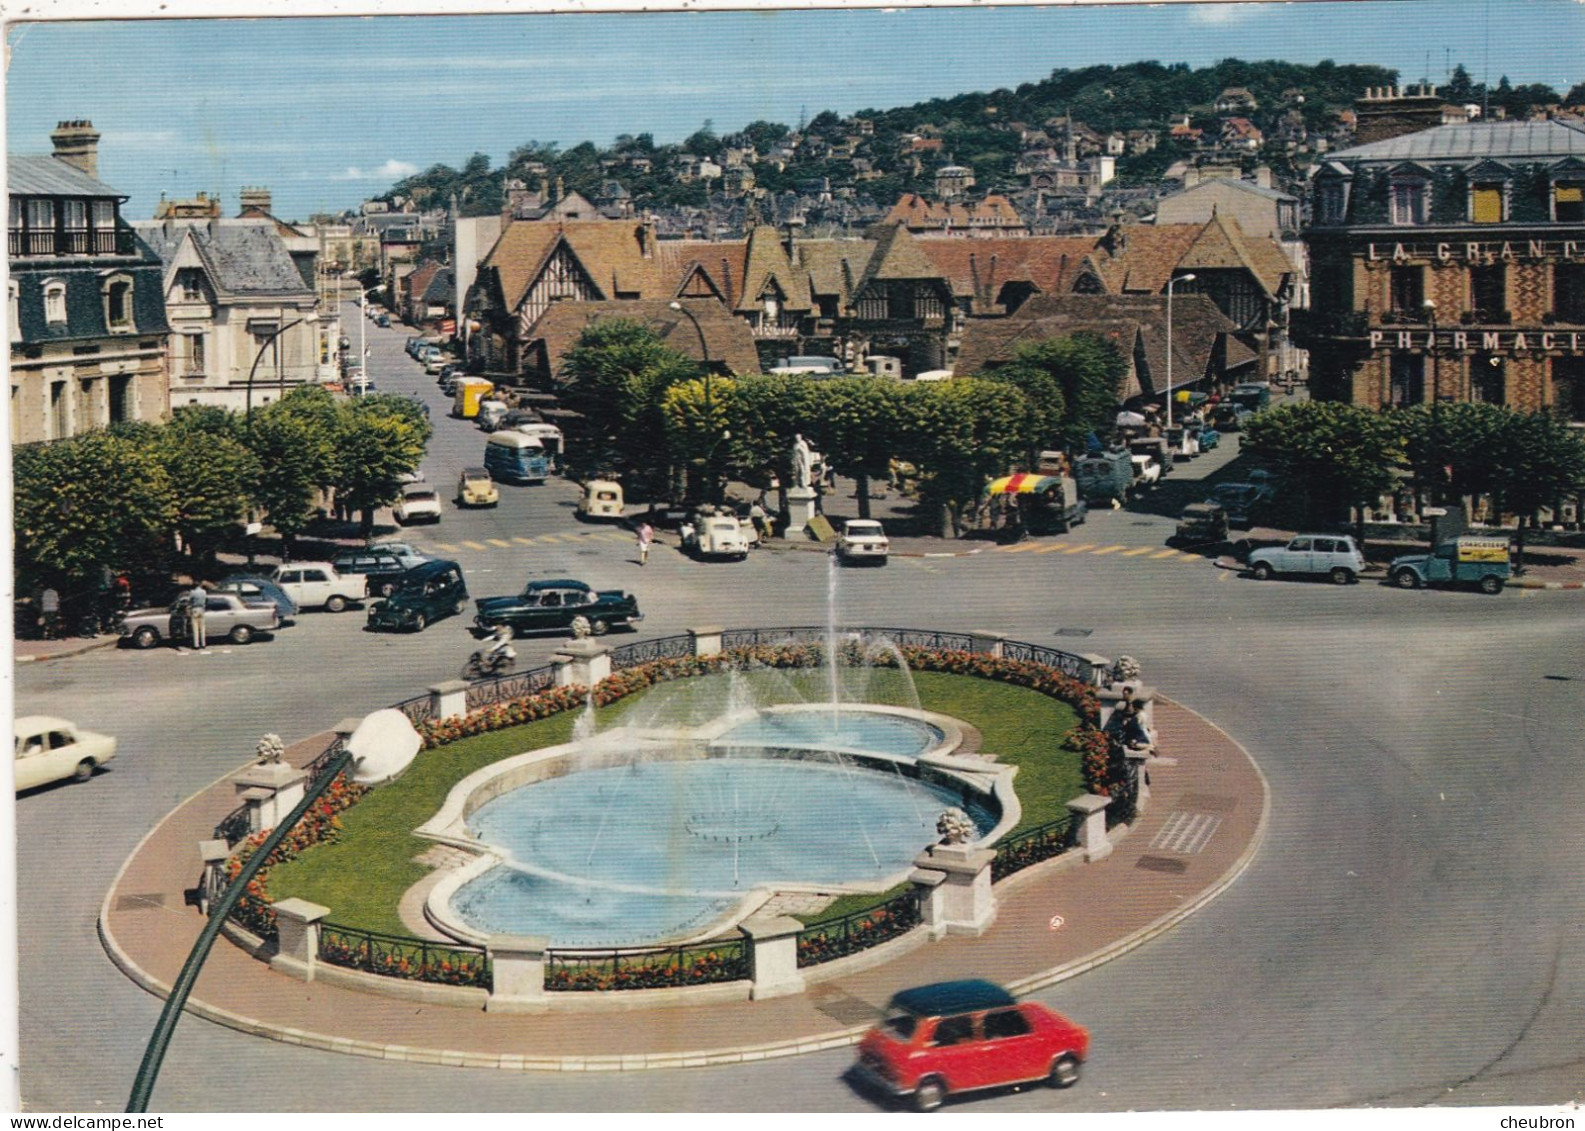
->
73, 758, 95, 783
1330, 567, 1354, 586
229, 624, 254, 645
912, 1078, 946, 1113
133, 626, 160, 649
325, 595, 348, 613
1480, 573, 1504, 595
1252, 561, 1273, 581
590, 618, 610, 636
411, 613, 428, 632
1048, 1054, 1081, 1089
1393, 569, 1420, 590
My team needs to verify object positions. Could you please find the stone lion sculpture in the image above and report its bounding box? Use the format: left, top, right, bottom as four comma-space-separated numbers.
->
1110, 655, 1142, 686
936, 807, 975, 845
255, 733, 285, 765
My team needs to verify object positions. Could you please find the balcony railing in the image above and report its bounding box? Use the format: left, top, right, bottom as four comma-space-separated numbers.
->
1289, 309, 1370, 342
10, 227, 133, 258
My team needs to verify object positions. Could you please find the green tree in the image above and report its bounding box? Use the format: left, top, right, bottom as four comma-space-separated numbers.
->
803, 378, 909, 519
1491, 411, 1585, 567
1394, 401, 1510, 506
981, 334, 1126, 450
661, 376, 736, 503
155, 408, 262, 572
247, 397, 338, 558
331, 397, 431, 538
724, 374, 824, 506
1243, 401, 1403, 538
902, 378, 1035, 538
559, 320, 700, 498
13, 432, 177, 592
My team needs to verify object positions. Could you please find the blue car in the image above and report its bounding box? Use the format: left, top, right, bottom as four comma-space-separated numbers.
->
1191, 423, 1221, 451
214, 576, 299, 626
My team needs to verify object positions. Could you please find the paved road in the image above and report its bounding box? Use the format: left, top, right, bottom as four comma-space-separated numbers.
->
14, 310, 1585, 1112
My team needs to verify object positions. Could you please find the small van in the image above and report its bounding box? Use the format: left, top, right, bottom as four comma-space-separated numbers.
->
366, 559, 468, 632
576, 479, 624, 521
452, 377, 495, 419
484, 431, 550, 484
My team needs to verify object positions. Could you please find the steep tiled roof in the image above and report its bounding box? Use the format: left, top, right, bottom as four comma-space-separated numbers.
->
1089, 224, 1203, 294
954, 293, 1235, 401
136, 219, 314, 298
792, 239, 875, 307
654, 240, 748, 308
917, 235, 1100, 313
1176, 214, 1291, 298
858, 223, 940, 288
482, 220, 671, 310
738, 226, 811, 312
534, 298, 761, 379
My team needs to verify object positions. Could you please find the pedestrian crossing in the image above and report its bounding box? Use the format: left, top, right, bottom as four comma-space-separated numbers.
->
426, 530, 633, 554
993, 540, 1203, 564
1150, 810, 1223, 856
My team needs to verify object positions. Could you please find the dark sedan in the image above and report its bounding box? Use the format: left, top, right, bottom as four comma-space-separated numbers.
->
473, 579, 643, 638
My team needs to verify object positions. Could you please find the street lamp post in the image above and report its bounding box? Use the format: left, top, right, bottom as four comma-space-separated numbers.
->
1165, 273, 1196, 431
245, 313, 317, 430
669, 301, 720, 502
1423, 298, 1443, 506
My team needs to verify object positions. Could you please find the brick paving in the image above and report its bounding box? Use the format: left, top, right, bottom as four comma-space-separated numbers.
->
98, 698, 1268, 1071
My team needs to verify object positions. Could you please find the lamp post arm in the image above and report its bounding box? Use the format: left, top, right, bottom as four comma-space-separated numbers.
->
245, 316, 310, 431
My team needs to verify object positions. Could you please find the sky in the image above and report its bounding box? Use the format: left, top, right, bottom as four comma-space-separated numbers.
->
4, 0, 1585, 222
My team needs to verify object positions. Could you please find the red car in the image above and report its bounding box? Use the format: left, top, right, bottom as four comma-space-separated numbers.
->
853, 980, 1089, 1112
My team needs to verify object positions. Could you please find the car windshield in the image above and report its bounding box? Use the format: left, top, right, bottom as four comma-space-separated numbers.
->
881, 1012, 918, 1040
847, 522, 883, 535
405, 490, 437, 502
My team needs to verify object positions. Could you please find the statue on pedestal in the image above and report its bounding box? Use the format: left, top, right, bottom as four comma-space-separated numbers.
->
792, 434, 813, 489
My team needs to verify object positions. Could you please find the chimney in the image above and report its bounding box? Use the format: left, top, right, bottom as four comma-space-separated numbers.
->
239, 186, 273, 216
1253, 164, 1273, 190
1353, 83, 1446, 146
50, 119, 102, 179
554, 176, 565, 203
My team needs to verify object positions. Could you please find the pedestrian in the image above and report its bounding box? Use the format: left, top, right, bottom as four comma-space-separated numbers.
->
187, 580, 209, 649
636, 522, 654, 566
749, 499, 770, 541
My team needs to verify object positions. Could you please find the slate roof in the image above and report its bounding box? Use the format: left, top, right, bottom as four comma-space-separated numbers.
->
533, 298, 761, 379
10, 253, 169, 345
135, 219, 315, 298
421, 267, 454, 305
954, 292, 1236, 401
7, 154, 125, 199
1329, 119, 1585, 163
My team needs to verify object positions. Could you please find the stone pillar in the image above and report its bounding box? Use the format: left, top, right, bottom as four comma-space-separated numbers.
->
428, 679, 469, 720
968, 631, 1006, 659
553, 638, 611, 688
486, 935, 550, 1011
198, 838, 232, 917
1067, 794, 1114, 862
690, 625, 724, 657
740, 915, 806, 999
910, 867, 948, 940
272, 897, 329, 980
1079, 652, 1112, 687
913, 844, 997, 936
786, 484, 818, 532
233, 762, 307, 833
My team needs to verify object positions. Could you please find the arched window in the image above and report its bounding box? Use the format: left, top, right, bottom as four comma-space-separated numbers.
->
43, 279, 67, 324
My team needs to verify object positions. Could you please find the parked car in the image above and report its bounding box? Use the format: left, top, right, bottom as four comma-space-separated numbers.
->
369, 541, 431, 570
499, 408, 543, 431
404, 336, 426, 358
1172, 502, 1230, 546
1248, 534, 1366, 585
476, 399, 510, 432
853, 980, 1089, 1112
576, 478, 624, 521
681, 508, 752, 561
1389, 535, 1511, 594
268, 562, 368, 612
366, 559, 468, 632
424, 352, 456, 376
639, 500, 693, 530
330, 548, 411, 597
1207, 481, 1275, 529
213, 575, 299, 625
769, 355, 843, 376
376, 314, 390, 328
473, 578, 643, 638
1128, 453, 1162, 487
1228, 381, 1273, 413
392, 485, 443, 526
456, 467, 500, 508
836, 519, 890, 565
1186, 421, 1220, 451
14, 716, 117, 791
120, 592, 280, 648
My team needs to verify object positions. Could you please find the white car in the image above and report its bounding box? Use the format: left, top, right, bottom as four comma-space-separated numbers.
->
836, 519, 890, 565
14, 716, 116, 791
267, 562, 368, 612
1130, 454, 1162, 487
393, 486, 442, 525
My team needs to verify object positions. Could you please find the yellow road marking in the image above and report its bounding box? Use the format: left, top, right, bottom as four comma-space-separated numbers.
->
487, 538, 512, 548
512, 537, 537, 546
537, 533, 565, 543
1218, 569, 1231, 581
432, 542, 459, 552
1059, 542, 1096, 554
1090, 545, 1126, 556
462, 540, 488, 550
1121, 546, 1155, 557
1150, 549, 1182, 559
998, 542, 1045, 553
1033, 542, 1071, 553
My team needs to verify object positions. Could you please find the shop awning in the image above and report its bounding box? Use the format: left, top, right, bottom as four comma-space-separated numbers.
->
987, 474, 1063, 496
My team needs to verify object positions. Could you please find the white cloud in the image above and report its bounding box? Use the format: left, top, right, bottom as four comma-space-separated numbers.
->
330, 159, 420, 181
1187, 3, 1260, 25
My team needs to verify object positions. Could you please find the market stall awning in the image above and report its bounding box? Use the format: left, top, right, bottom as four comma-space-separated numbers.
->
987, 474, 1063, 495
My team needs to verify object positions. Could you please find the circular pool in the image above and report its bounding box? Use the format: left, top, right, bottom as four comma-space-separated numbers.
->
712, 711, 944, 757
448, 754, 996, 947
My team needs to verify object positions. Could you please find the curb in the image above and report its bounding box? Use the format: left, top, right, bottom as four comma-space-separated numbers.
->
14, 635, 121, 663
1509, 578, 1585, 590
100, 702, 1269, 1073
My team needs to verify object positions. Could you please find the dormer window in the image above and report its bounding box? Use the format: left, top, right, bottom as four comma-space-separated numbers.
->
102, 274, 134, 332
176, 268, 206, 303
1471, 181, 1507, 224
1390, 177, 1428, 226
43, 279, 67, 324
1317, 180, 1347, 224
1555, 179, 1584, 223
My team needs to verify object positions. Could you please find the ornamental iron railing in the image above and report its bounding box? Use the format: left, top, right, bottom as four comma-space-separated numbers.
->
1000, 638, 1097, 682
393, 693, 434, 726
607, 633, 696, 671
720, 626, 827, 649
304, 735, 347, 785
796, 890, 922, 968
212, 803, 252, 847
317, 921, 491, 989
544, 937, 748, 992
464, 663, 557, 711
991, 814, 1078, 880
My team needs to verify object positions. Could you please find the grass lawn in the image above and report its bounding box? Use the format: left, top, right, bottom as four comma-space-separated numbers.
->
267, 669, 1080, 937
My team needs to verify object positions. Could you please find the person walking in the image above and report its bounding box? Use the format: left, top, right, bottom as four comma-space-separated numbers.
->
187, 580, 209, 650
636, 522, 654, 566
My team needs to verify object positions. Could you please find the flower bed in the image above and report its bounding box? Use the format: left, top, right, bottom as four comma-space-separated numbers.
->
544, 941, 748, 992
